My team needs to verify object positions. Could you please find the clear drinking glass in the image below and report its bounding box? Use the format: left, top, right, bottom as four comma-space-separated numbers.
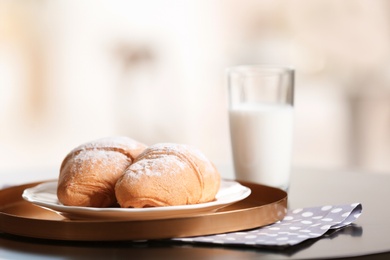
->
228, 65, 294, 191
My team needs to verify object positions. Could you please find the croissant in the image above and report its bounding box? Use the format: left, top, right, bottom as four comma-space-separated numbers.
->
115, 143, 221, 208
57, 137, 147, 207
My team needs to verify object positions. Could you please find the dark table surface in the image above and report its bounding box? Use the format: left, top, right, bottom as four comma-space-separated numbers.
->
1, 169, 390, 259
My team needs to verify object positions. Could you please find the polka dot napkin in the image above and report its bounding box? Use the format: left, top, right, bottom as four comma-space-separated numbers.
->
175, 203, 362, 247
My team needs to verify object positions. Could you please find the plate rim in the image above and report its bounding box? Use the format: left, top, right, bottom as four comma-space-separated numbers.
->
22, 179, 251, 219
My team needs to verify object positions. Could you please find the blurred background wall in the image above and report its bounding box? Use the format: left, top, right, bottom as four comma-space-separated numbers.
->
1, 0, 390, 178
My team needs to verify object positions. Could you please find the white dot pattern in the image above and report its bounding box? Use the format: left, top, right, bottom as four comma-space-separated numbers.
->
174, 203, 362, 247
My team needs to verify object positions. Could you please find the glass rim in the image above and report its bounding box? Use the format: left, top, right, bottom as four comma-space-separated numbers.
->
226, 64, 294, 76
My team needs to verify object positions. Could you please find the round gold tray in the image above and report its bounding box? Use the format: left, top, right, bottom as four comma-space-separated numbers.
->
0, 180, 287, 241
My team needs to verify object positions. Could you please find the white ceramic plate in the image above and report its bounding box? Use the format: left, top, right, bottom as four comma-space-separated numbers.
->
22, 180, 251, 220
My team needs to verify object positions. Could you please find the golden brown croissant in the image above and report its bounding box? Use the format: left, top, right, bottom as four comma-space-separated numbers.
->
57, 137, 147, 207
115, 143, 221, 208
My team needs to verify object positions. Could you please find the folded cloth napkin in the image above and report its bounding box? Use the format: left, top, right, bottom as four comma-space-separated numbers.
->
174, 203, 362, 247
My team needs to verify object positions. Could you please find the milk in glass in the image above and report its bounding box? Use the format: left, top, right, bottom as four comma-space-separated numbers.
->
229, 103, 293, 190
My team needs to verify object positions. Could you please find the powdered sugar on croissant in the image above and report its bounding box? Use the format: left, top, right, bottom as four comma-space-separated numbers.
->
57, 136, 147, 207
115, 143, 221, 208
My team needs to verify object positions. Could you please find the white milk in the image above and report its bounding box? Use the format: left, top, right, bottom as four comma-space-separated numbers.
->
229, 103, 293, 190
